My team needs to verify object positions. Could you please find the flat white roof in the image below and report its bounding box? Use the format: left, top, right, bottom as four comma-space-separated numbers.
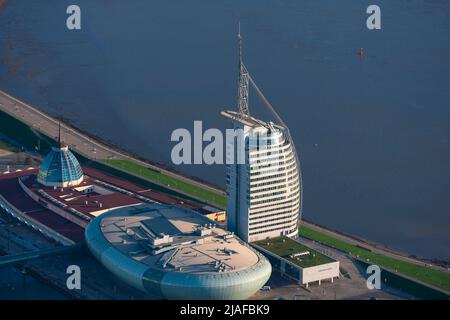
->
99, 204, 260, 274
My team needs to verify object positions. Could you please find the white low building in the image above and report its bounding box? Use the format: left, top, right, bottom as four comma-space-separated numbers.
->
253, 236, 340, 287
300, 262, 340, 287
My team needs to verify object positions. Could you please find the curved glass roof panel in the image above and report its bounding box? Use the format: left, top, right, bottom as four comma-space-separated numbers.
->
37, 146, 84, 187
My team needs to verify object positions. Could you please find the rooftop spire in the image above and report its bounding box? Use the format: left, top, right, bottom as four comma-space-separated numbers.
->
57, 119, 66, 148
237, 22, 250, 116
58, 120, 61, 147
238, 22, 242, 65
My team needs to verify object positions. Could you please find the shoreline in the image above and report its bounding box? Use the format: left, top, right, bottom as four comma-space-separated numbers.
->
48, 121, 448, 265
0, 89, 447, 264
2, 114, 448, 270
7, 117, 446, 265
302, 218, 449, 269
0, 88, 226, 208
0, 89, 449, 294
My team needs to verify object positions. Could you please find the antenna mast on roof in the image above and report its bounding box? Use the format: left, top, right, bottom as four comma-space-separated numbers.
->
237, 22, 250, 117
57, 113, 66, 148
58, 119, 61, 147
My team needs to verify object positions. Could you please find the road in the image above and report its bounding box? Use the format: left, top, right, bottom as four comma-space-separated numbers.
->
0, 89, 225, 199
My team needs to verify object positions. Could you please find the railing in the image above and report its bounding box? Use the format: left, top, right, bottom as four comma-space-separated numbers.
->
0, 194, 73, 245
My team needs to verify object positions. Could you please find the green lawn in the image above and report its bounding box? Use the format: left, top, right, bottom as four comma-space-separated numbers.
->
103, 159, 227, 208
254, 236, 334, 268
0, 140, 19, 153
299, 226, 450, 292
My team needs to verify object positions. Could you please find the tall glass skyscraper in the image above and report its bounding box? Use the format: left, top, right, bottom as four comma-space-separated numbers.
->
222, 30, 302, 242
222, 111, 301, 242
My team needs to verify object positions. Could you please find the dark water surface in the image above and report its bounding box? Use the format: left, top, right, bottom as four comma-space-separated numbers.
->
0, 1, 449, 259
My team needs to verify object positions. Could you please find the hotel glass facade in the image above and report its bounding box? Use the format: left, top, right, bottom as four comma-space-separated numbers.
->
225, 116, 301, 242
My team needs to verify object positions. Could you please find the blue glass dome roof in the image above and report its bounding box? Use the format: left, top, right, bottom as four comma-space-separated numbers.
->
37, 146, 84, 187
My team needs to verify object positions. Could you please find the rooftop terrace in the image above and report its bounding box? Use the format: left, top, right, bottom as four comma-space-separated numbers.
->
254, 236, 334, 268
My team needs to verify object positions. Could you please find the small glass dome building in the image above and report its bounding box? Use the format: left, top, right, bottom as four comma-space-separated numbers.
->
37, 126, 84, 187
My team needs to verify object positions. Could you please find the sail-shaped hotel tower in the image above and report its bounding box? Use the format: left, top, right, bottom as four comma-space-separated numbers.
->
222, 30, 302, 243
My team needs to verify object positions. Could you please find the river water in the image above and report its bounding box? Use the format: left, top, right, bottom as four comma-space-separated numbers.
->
0, 0, 449, 260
